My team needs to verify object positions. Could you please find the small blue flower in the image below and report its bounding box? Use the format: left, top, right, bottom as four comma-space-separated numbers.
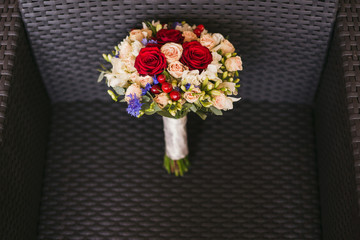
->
141, 38, 148, 46
142, 83, 151, 95
115, 54, 119, 58
172, 22, 181, 29
126, 94, 143, 117
185, 83, 191, 90
153, 75, 159, 85
148, 39, 158, 44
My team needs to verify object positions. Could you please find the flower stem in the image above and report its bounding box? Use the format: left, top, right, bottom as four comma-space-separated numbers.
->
163, 155, 190, 176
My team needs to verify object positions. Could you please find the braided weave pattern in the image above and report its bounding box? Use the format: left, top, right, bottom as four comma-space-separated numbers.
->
0, 0, 20, 142
18, 0, 337, 103
38, 101, 321, 239
315, 1, 360, 239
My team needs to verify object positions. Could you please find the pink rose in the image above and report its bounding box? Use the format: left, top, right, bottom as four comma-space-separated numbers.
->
220, 39, 235, 54
212, 93, 233, 110
225, 56, 243, 71
122, 56, 137, 72
154, 93, 169, 108
160, 43, 183, 63
129, 29, 144, 42
125, 83, 142, 102
184, 87, 201, 103
167, 61, 188, 79
141, 28, 152, 38
182, 31, 198, 42
199, 34, 216, 50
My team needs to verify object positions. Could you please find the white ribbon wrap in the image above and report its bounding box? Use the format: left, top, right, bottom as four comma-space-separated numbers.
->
163, 116, 189, 160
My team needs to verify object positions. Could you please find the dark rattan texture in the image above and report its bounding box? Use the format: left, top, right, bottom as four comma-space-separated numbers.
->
0, 4, 51, 240
315, 1, 360, 239
18, 0, 337, 104
0, 0, 20, 142
38, 101, 320, 240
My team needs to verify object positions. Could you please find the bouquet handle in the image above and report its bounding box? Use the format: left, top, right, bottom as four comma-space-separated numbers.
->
162, 116, 190, 176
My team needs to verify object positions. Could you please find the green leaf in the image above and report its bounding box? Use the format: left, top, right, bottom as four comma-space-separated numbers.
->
154, 103, 161, 112
97, 72, 105, 83
189, 104, 197, 112
142, 95, 151, 102
195, 110, 207, 120
113, 86, 125, 95
210, 106, 223, 115
157, 110, 174, 118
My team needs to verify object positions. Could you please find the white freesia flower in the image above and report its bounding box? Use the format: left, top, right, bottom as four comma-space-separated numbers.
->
181, 70, 202, 86
105, 72, 130, 88
199, 65, 222, 81
131, 40, 143, 57
218, 82, 237, 95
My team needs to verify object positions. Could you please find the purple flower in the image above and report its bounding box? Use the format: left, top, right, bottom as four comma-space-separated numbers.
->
152, 75, 159, 85
185, 83, 191, 90
172, 22, 181, 29
126, 94, 143, 117
141, 38, 158, 46
142, 83, 151, 95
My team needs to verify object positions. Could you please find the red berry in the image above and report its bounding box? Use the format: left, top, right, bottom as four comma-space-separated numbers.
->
157, 74, 166, 84
197, 24, 205, 31
170, 91, 181, 101
162, 82, 173, 93
193, 28, 201, 37
150, 85, 161, 94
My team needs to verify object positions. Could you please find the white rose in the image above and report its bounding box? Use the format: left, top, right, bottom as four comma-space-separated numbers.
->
181, 70, 202, 86
212, 33, 224, 46
225, 56, 243, 71
184, 87, 202, 103
125, 83, 142, 102
212, 93, 233, 110
199, 65, 221, 81
167, 61, 188, 79
160, 43, 183, 63
199, 34, 216, 50
154, 93, 169, 108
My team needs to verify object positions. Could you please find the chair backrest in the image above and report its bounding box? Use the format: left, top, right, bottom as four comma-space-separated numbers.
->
19, 0, 337, 104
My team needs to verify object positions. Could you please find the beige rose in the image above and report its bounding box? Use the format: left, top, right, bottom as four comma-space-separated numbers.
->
125, 83, 142, 102
220, 39, 235, 54
225, 56, 243, 71
182, 31, 198, 42
137, 75, 153, 87
160, 43, 183, 63
141, 28, 152, 38
167, 61, 188, 79
184, 87, 201, 103
129, 29, 144, 42
154, 93, 169, 108
122, 56, 137, 72
200, 34, 216, 50
212, 93, 233, 110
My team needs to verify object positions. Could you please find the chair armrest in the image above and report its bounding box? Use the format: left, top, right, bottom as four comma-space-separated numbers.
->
0, 1, 51, 239
315, 1, 360, 239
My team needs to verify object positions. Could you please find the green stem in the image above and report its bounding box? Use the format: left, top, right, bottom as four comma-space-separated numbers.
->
163, 155, 190, 177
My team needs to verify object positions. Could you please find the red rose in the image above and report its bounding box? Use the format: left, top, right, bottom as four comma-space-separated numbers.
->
135, 47, 167, 76
146, 43, 161, 49
156, 29, 184, 45
180, 41, 213, 70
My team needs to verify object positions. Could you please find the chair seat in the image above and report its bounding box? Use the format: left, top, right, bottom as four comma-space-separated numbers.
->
38, 101, 321, 239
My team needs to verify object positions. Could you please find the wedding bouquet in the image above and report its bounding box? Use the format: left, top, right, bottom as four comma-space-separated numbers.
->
98, 21, 243, 176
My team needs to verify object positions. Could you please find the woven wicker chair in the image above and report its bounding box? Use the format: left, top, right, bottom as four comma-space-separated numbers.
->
1, 0, 359, 239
